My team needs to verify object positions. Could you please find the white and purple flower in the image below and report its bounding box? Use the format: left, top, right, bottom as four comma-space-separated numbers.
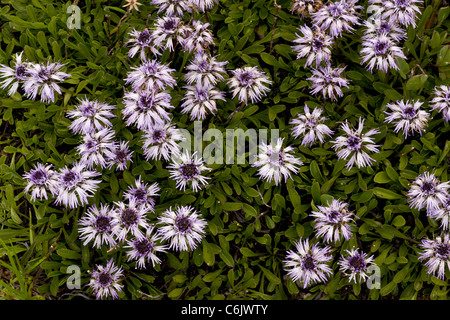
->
78, 204, 117, 249
168, 151, 211, 192
228, 66, 271, 105
332, 118, 380, 169
252, 137, 303, 186
284, 238, 333, 288
88, 258, 124, 300
384, 99, 429, 138
307, 64, 350, 101
290, 105, 334, 146
157, 206, 207, 252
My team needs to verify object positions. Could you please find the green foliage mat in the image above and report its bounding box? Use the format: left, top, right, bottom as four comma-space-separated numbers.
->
0, 0, 449, 300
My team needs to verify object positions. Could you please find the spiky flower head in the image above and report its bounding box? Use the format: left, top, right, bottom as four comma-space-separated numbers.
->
228, 66, 271, 105
78, 204, 117, 249
311, 199, 355, 243
157, 206, 207, 251
307, 64, 350, 101
290, 105, 334, 146
430, 85, 450, 122
168, 151, 211, 192
88, 258, 124, 300
284, 238, 333, 288
292, 25, 334, 68
252, 137, 303, 186
332, 118, 380, 169
418, 233, 450, 280
338, 248, 376, 283
23, 163, 58, 201
384, 99, 429, 138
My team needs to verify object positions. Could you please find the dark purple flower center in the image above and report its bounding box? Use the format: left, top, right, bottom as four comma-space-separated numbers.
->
163, 19, 177, 32
302, 255, 316, 271
133, 188, 148, 202
402, 106, 417, 119
328, 210, 341, 223
138, 30, 151, 44
238, 71, 254, 86
134, 238, 153, 255
175, 216, 192, 233
62, 170, 78, 185
395, 0, 409, 7
312, 39, 324, 51
180, 163, 199, 180
98, 272, 112, 286
121, 208, 138, 226
85, 139, 97, 150
195, 89, 209, 101
420, 181, 436, 194
328, 4, 343, 17
198, 60, 209, 72
374, 41, 389, 55
347, 135, 361, 150
15, 64, 29, 79
378, 22, 391, 34
435, 243, 450, 258
138, 94, 155, 110
152, 129, 165, 142
95, 216, 111, 233
37, 67, 51, 82
32, 169, 47, 184
81, 103, 96, 116
348, 254, 366, 272
115, 149, 128, 163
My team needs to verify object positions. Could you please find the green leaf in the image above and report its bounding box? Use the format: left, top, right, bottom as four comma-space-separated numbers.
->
56, 248, 81, 260
259, 265, 281, 285
373, 187, 403, 200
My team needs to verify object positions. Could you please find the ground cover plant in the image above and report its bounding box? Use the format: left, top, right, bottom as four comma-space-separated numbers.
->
0, 0, 449, 301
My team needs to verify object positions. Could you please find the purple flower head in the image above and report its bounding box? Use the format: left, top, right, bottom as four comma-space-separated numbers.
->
151, 15, 184, 52
360, 33, 406, 73
252, 137, 303, 186
338, 248, 376, 283
429, 195, 450, 230
311, 0, 362, 38
157, 205, 207, 251
53, 162, 101, 209
111, 199, 151, 242
284, 238, 333, 288
307, 64, 350, 101
290, 105, 334, 146
0, 52, 32, 96
228, 66, 271, 105
124, 177, 160, 212
22, 61, 70, 103
384, 100, 429, 138
379, 0, 423, 28
181, 82, 226, 120
168, 150, 211, 192
292, 25, 334, 67
430, 85, 450, 122
88, 258, 124, 300
311, 199, 355, 243
180, 20, 214, 53
125, 225, 168, 269
331, 118, 380, 169
76, 128, 116, 169
78, 204, 117, 249
408, 171, 450, 214
67, 98, 116, 135
126, 29, 161, 60
23, 163, 58, 201
184, 52, 228, 87
122, 90, 173, 131
418, 234, 450, 280
362, 18, 406, 42
151, 0, 193, 17
141, 122, 184, 161
106, 140, 134, 171
125, 59, 176, 92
